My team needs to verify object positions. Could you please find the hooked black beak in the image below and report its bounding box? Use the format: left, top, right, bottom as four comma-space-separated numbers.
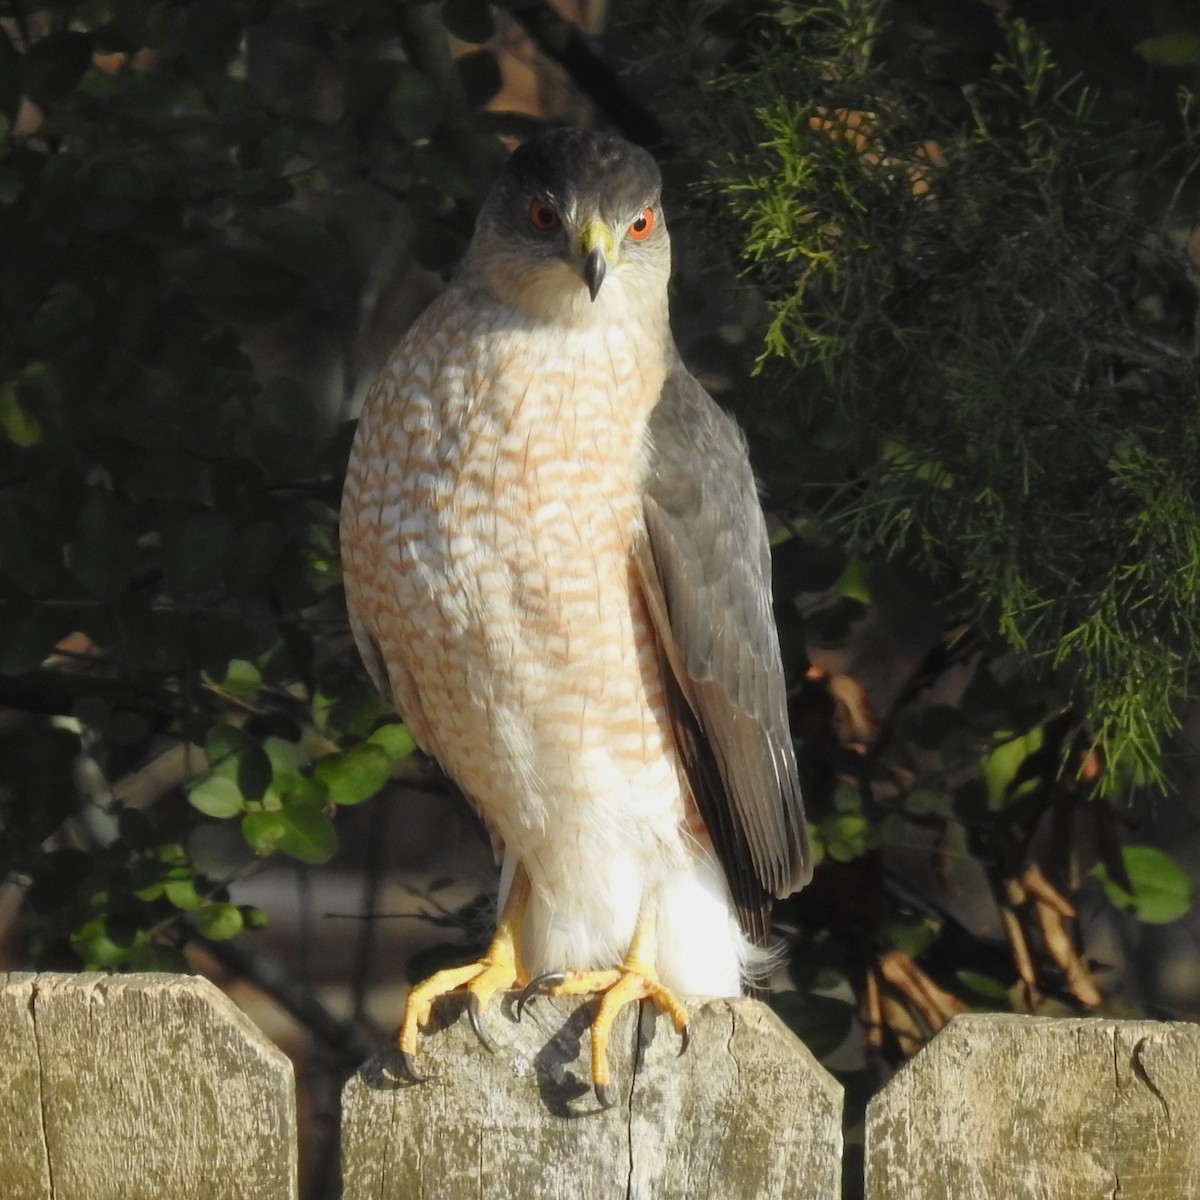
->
576, 220, 614, 302
582, 247, 607, 302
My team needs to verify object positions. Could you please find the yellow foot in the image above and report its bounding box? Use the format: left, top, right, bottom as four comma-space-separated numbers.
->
399, 869, 530, 1081
398, 952, 525, 1082
516, 963, 690, 1108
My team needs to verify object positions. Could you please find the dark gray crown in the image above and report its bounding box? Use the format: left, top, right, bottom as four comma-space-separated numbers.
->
499, 128, 661, 224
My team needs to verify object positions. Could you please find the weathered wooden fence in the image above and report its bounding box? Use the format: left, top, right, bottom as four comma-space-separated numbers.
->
1, 972, 1197, 1199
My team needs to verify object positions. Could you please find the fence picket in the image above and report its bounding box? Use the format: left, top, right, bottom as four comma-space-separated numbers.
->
866, 1013, 1200, 1200
341, 994, 842, 1199
0, 972, 297, 1200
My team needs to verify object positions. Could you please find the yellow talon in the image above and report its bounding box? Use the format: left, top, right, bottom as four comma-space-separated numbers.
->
397, 870, 529, 1079
515, 907, 690, 1107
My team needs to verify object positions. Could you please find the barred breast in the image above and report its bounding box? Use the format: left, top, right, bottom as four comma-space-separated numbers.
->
341, 279, 693, 972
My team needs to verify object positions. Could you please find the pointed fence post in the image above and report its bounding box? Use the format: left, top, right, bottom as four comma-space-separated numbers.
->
341, 994, 842, 1200
0, 972, 297, 1200
865, 1013, 1200, 1200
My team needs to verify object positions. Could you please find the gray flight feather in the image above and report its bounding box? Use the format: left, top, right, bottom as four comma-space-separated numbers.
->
637, 366, 812, 927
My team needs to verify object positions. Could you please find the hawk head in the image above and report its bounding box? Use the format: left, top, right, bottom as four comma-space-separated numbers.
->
467, 128, 671, 323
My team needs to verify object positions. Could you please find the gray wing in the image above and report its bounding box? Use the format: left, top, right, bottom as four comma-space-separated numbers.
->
637, 366, 812, 928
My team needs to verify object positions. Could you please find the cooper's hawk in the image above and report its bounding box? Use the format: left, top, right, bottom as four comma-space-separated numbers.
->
340, 128, 811, 1105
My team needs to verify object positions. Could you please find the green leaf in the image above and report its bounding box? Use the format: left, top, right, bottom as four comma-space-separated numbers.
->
195, 902, 244, 940
70, 917, 131, 969
163, 877, 203, 910
260, 735, 309, 806
0, 383, 41, 447
367, 721, 418, 760
314, 742, 392, 806
205, 724, 253, 774
263, 736, 306, 778
240, 904, 268, 929
242, 802, 336, 864
157, 843, 187, 866
822, 813, 872, 862
956, 970, 1012, 1002
1134, 32, 1200, 67
188, 774, 244, 819
837, 555, 871, 604
1091, 846, 1192, 925
881, 916, 937, 958
241, 810, 288, 855
980, 726, 1043, 810
277, 801, 337, 863
215, 658, 262, 698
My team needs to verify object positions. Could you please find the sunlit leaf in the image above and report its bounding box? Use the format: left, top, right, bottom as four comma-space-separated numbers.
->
216, 658, 262, 698
1091, 846, 1192, 925
368, 721, 418, 760
242, 802, 336, 864
163, 877, 203, 910
195, 902, 244, 940
70, 917, 130, 969
314, 742, 392, 806
980, 726, 1043, 810
837, 555, 871, 604
187, 774, 244, 819
956, 970, 1012, 1002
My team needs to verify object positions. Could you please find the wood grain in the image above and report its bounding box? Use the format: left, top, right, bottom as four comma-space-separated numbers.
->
866, 1013, 1200, 1200
341, 993, 842, 1199
0, 972, 297, 1200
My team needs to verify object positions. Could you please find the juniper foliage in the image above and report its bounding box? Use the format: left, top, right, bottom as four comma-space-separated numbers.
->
687, 0, 1200, 790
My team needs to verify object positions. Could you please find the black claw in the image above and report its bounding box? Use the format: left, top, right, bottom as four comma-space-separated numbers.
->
399, 1049, 431, 1084
516, 971, 568, 1021
467, 993, 498, 1053
677, 1023, 691, 1057
595, 1081, 614, 1110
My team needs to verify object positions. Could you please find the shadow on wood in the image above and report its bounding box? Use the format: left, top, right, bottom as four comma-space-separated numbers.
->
0, 971, 297, 1200
341, 994, 842, 1199
865, 1013, 1200, 1200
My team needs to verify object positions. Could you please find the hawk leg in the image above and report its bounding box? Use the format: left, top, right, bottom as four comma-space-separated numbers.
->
398, 868, 529, 1081
516, 900, 689, 1108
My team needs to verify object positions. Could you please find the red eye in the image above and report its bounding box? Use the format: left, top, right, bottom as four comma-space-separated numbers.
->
628, 208, 655, 240
529, 201, 561, 232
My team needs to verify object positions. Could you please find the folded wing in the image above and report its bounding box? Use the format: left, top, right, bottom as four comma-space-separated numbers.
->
636, 367, 812, 942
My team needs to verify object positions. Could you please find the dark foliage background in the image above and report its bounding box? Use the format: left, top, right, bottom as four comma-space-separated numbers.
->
2, 0, 1199, 1195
